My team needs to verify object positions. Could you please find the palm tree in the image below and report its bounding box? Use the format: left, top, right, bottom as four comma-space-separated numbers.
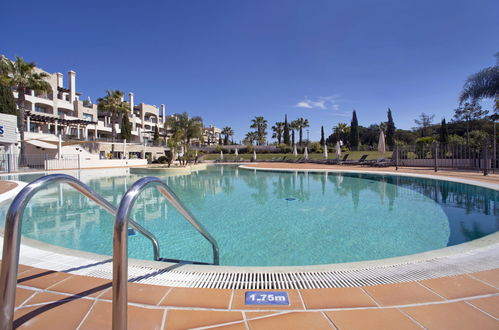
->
460, 53, 499, 113
221, 126, 234, 145
293, 117, 310, 145
165, 112, 204, 146
271, 122, 284, 144
333, 123, 348, 143
0, 56, 51, 158
97, 90, 129, 143
243, 131, 258, 145
290, 120, 300, 145
250, 116, 268, 145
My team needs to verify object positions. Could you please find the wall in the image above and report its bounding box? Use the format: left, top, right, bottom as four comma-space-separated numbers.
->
45, 157, 147, 170
0, 113, 18, 145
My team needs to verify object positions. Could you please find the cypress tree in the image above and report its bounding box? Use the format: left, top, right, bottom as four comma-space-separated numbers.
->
120, 115, 132, 142
439, 118, 449, 144
153, 125, 160, 143
386, 108, 396, 149
283, 114, 290, 145
350, 110, 359, 150
320, 126, 325, 145
0, 80, 16, 115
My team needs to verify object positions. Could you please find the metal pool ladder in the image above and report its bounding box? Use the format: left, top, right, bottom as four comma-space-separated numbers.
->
0, 174, 219, 330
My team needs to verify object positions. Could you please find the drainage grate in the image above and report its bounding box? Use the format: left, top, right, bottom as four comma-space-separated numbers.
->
14, 238, 499, 289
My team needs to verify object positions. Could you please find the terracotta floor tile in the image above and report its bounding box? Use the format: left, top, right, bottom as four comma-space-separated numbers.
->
300, 287, 377, 309
160, 287, 232, 309
164, 310, 243, 330
245, 311, 282, 319
470, 269, 499, 288
13, 295, 93, 329
79, 301, 164, 330
17, 268, 73, 289
420, 275, 498, 299
363, 282, 444, 306
467, 296, 499, 319
210, 322, 247, 330
48, 274, 111, 298
248, 312, 332, 330
24, 291, 79, 306
18, 264, 33, 274
231, 289, 304, 310
100, 282, 170, 305
326, 308, 420, 330
403, 301, 499, 330
15, 287, 36, 307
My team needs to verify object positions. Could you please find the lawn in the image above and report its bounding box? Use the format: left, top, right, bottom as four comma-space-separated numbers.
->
202, 151, 392, 161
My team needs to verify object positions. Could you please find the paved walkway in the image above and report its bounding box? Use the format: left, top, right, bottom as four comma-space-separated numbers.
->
1, 165, 499, 329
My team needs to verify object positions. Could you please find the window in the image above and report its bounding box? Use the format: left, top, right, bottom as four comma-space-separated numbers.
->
83, 113, 93, 121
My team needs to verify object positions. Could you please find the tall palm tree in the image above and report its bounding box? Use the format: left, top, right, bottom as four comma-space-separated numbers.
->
293, 117, 310, 145
333, 123, 348, 143
0, 56, 51, 158
250, 116, 268, 145
271, 122, 284, 144
97, 90, 129, 143
290, 120, 300, 146
221, 126, 234, 145
460, 53, 499, 113
165, 112, 204, 146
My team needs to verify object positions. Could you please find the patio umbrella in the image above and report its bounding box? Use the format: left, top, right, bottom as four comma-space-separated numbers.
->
293, 144, 298, 156
323, 144, 328, 159
252, 150, 257, 161
378, 130, 386, 156
220, 150, 224, 161
304, 147, 309, 159
195, 149, 198, 157
335, 141, 341, 160
235, 148, 238, 157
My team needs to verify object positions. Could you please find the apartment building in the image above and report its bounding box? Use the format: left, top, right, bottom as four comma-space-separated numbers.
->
6, 60, 222, 159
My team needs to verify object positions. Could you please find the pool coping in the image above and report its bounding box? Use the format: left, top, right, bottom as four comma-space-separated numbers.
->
1, 164, 498, 289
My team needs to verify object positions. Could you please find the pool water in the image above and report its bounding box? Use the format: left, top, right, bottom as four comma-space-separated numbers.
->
0, 166, 497, 266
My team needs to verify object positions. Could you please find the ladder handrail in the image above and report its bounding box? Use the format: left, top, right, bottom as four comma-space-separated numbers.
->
0, 174, 161, 329
112, 176, 219, 330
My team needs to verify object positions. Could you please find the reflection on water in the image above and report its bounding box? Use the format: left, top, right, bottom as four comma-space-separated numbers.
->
0, 166, 497, 266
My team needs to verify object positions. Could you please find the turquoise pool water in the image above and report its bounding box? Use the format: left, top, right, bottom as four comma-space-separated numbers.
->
0, 166, 497, 266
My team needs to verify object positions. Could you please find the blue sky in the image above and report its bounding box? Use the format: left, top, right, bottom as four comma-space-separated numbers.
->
2, 0, 498, 142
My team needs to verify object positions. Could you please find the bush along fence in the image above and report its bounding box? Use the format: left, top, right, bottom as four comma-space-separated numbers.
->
395, 138, 497, 175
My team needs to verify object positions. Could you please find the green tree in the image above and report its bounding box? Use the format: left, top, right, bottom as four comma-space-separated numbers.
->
439, 118, 449, 144
453, 101, 488, 144
164, 112, 204, 146
243, 131, 258, 145
283, 114, 290, 146
250, 116, 268, 145
153, 125, 160, 143
120, 114, 132, 142
293, 117, 309, 146
414, 113, 435, 137
333, 123, 349, 144
221, 126, 234, 145
97, 90, 129, 143
271, 122, 284, 144
350, 110, 359, 150
0, 56, 51, 158
0, 80, 16, 115
460, 53, 499, 113
320, 126, 325, 145
290, 120, 300, 146
386, 108, 396, 149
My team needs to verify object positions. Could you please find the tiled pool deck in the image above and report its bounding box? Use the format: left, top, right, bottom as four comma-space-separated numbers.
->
1, 164, 499, 329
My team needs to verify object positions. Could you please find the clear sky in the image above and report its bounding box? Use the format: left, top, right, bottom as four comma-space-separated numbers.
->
2, 0, 498, 142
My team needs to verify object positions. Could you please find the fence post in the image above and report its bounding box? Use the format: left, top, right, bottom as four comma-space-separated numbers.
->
78, 154, 81, 170
483, 138, 489, 176
395, 145, 399, 171
434, 143, 438, 172
7, 154, 11, 173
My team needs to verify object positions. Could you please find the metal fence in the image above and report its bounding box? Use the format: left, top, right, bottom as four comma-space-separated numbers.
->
396, 139, 498, 174
0, 154, 80, 173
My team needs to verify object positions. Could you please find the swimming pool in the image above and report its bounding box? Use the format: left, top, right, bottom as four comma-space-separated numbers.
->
0, 165, 497, 267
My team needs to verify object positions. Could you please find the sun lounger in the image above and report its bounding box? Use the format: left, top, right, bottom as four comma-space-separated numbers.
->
342, 154, 368, 165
